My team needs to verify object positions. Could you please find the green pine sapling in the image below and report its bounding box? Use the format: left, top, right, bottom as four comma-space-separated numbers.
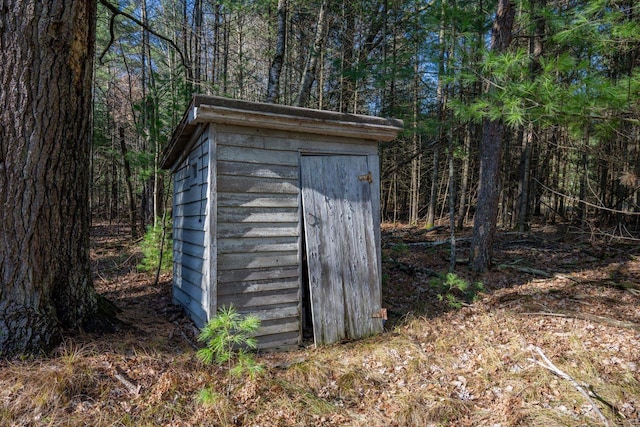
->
196, 304, 264, 403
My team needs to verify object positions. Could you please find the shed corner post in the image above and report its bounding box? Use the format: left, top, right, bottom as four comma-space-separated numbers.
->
206, 124, 218, 321
369, 152, 383, 332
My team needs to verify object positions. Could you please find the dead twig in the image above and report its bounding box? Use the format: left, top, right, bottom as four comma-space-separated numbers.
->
528, 345, 611, 427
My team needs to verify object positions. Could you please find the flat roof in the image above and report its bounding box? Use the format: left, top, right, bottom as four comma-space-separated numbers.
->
161, 95, 404, 170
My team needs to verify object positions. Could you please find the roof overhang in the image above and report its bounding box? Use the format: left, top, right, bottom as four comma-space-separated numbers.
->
161, 95, 404, 170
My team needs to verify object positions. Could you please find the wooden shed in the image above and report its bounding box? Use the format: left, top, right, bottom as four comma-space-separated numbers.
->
161, 95, 403, 350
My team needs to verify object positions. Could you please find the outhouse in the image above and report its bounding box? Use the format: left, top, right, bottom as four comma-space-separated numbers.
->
161, 95, 403, 350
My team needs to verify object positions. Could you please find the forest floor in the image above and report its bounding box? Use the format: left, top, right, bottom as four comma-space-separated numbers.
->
2, 221, 640, 426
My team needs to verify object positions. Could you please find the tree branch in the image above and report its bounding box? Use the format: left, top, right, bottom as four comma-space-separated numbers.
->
528, 345, 611, 427
533, 177, 640, 216
97, 0, 190, 72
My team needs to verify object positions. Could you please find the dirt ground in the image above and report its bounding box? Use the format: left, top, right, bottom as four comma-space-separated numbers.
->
1, 221, 639, 426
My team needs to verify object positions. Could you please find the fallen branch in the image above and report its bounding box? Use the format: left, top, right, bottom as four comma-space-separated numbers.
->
522, 310, 640, 332
386, 259, 439, 277
498, 264, 552, 277
177, 325, 198, 349
406, 237, 470, 248
528, 345, 611, 427
114, 371, 141, 396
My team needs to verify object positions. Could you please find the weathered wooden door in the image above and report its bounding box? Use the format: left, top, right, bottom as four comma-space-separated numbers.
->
300, 155, 382, 345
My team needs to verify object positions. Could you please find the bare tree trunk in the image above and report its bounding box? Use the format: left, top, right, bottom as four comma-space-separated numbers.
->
0, 0, 98, 356
193, 0, 203, 90
518, 123, 533, 231
448, 137, 457, 272
236, 15, 245, 98
266, 0, 287, 103
119, 127, 139, 239
409, 54, 421, 225
578, 127, 589, 227
295, 0, 329, 107
340, 1, 355, 113
457, 126, 471, 229
110, 132, 119, 222
470, 0, 515, 272
426, 149, 440, 228
427, 1, 448, 229
517, 0, 545, 232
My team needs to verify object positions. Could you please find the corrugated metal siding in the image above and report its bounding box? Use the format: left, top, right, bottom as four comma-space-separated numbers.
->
172, 132, 210, 327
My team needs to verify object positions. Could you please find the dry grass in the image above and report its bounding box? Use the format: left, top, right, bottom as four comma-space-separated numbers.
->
1, 223, 639, 426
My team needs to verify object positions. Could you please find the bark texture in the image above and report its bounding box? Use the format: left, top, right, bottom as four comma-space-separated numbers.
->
469, 0, 515, 272
0, 0, 97, 356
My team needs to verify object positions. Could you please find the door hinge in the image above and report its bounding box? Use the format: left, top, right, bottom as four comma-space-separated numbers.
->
372, 308, 387, 320
358, 171, 373, 183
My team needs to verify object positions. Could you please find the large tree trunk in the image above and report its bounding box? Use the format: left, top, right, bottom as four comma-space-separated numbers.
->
0, 0, 98, 356
469, 0, 515, 272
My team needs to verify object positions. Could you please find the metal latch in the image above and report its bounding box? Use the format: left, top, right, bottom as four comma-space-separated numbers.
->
372, 308, 388, 320
358, 171, 373, 183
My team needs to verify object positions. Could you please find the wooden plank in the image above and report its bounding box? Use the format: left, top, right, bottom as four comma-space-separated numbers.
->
179, 241, 206, 259
172, 227, 205, 244
216, 131, 265, 149
174, 187, 208, 206
337, 156, 382, 340
194, 102, 402, 142
265, 136, 378, 155
217, 144, 298, 166
218, 207, 299, 223
369, 153, 382, 308
172, 286, 190, 306
217, 160, 298, 180
217, 222, 298, 239
218, 289, 299, 308
255, 332, 300, 350
217, 175, 298, 194
216, 123, 376, 147
174, 282, 204, 312
256, 320, 300, 337
235, 304, 299, 321
218, 236, 298, 254
179, 264, 204, 294
218, 251, 298, 270
218, 276, 299, 295
206, 126, 218, 319
173, 199, 207, 217
301, 156, 345, 345
217, 265, 299, 284
174, 215, 209, 232
217, 192, 298, 208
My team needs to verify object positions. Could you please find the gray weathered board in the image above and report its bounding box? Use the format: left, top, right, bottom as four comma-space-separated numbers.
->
300, 155, 383, 345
